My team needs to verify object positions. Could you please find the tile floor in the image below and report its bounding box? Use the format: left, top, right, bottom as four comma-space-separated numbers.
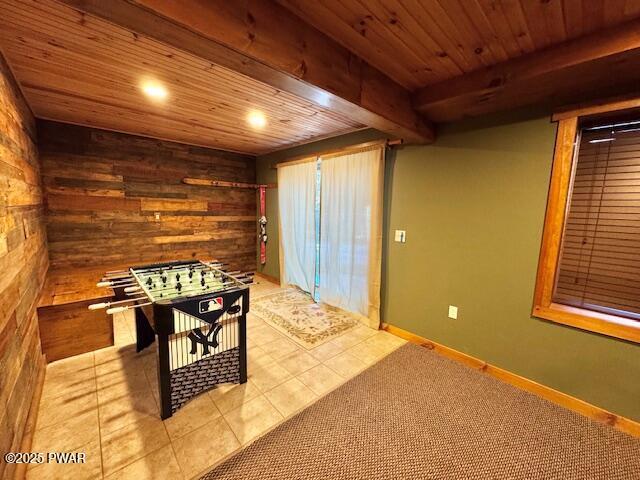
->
28, 278, 406, 480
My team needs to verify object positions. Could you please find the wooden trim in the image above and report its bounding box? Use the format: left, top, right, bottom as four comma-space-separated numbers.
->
534, 304, 640, 344
14, 354, 46, 480
254, 271, 280, 286
383, 324, 640, 438
532, 116, 640, 343
552, 94, 640, 121
320, 143, 385, 160
182, 178, 276, 189
274, 140, 388, 168
274, 155, 319, 169
533, 117, 578, 308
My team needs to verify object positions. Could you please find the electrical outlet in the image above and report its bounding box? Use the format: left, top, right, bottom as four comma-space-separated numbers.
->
394, 230, 406, 243
448, 305, 458, 319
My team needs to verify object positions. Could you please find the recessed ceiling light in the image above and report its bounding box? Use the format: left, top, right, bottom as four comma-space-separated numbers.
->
140, 80, 168, 101
247, 110, 267, 129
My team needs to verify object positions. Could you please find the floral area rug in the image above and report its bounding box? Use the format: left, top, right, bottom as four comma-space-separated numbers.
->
251, 289, 360, 349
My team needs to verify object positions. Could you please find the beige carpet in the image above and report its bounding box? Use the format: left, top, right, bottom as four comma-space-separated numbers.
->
251, 289, 360, 348
202, 343, 640, 480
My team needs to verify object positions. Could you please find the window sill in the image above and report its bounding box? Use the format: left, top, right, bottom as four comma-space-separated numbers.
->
533, 303, 640, 344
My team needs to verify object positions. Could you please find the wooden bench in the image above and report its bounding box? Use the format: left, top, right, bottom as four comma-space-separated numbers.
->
37, 267, 114, 362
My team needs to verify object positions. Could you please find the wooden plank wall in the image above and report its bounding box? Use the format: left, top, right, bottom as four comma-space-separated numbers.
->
0, 54, 48, 480
38, 121, 257, 272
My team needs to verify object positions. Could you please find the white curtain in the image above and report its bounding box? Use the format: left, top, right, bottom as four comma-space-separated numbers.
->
318, 148, 384, 328
277, 160, 317, 294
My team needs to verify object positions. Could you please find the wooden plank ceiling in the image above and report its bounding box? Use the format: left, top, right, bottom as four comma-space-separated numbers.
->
3, 0, 640, 149
0, 0, 365, 155
277, 0, 640, 91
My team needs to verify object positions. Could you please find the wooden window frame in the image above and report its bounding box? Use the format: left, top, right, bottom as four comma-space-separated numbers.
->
533, 101, 640, 344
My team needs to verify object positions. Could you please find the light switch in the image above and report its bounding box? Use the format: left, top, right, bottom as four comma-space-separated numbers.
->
394, 230, 406, 243
155, 212, 161, 221
448, 305, 458, 319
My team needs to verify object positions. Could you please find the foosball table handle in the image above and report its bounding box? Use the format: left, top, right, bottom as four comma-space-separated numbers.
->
88, 302, 109, 310
106, 302, 152, 315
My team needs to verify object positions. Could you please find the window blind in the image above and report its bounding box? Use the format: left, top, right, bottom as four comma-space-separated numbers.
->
553, 121, 640, 321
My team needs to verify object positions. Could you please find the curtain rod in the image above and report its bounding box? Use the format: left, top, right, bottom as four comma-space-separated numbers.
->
273, 139, 400, 169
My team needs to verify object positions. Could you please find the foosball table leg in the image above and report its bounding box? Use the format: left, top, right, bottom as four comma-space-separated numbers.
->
135, 308, 155, 352
239, 315, 247, 384
157, 332, 173, 420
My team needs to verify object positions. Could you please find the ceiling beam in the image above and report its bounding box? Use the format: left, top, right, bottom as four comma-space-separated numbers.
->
58, 0, 434, 144
413, 19, 640, 122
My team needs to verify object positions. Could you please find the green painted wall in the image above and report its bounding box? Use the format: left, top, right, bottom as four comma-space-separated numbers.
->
256, 118, 640, 421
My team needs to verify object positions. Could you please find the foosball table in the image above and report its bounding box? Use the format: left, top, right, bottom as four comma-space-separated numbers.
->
90, 260, 253, 419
